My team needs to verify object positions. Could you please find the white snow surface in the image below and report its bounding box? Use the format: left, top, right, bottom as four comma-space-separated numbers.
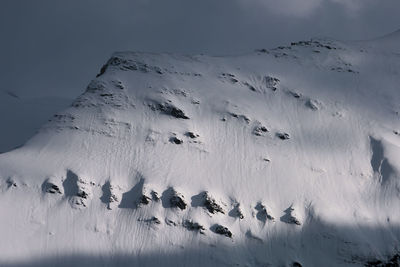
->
1, 31, 400, 266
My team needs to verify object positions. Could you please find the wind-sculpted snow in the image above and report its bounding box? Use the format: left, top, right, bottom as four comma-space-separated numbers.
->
1, 32, 400, 266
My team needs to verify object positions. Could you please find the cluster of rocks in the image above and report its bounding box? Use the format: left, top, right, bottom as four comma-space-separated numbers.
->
149, 101, 190, 119
0, 173, 302, 240
169, 131, 200, 145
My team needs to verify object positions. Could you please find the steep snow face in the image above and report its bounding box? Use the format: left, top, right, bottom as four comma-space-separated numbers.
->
1, 36, 400, 266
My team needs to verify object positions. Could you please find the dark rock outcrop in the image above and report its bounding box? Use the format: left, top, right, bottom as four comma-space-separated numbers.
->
170, 191, 187, 210
276, 132, 290, 140
255, 202, 274, 222
183, 220, 205, 234
212, 224, 232, 238
203, 192, 225, 214
229, 203, 244, 219
280, 206, 301, 225
170, 137, 183, 144
264, 76, 280, 91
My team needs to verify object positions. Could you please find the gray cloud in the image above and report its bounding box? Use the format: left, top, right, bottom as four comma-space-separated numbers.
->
0, 0, 399, 99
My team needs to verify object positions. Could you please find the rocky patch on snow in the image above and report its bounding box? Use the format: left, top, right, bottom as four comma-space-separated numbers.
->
161, 187, 187, 210
253, 123, 269, 136
183, 220, 206, 234
264, 76, 280, 91
211, 224, 232, 238
100, 181, 121, 210
229, 203, 244, 219
42, 178, 62, 194
149, 101, 190, 119
276, 132, 290, 140
255, 202, 275, 223
192, 191, 226, 215
280, 206, 301, 225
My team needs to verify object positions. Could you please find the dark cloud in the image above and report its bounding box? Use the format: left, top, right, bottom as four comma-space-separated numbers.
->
0, 0, 399, 98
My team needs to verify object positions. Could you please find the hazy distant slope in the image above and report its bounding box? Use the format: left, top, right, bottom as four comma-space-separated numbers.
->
1, 32, 400, 266
0, 91, 71, 152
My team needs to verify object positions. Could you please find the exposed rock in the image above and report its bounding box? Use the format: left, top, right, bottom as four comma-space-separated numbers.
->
212, 224, 232, 238
42, 178, 63, 194
100, 181, 122, 210
305, 99, 322, 110
276, 132, 290, 140
6, 177, 17, 188
149, 101, 189, 119
157, 103, 189, 119
253, 125, 269, 136
264, 76, 280, 91
183, 220, 205, 234
71, 177, 93, 208
185, 131, 199, 139
229, 113, 251, 124
151, 190, 160, 201
366, 253, 400, 267
243, 81, 256, 92
170, 191, 187, 210
292, 262, 303, 267
255, 202, 274, 222
138, 216, 161, 225
290, 91, 302, 98
280, 206, 301, 225
170, 136, 183, 144
139, 194, 151, 205
202, 191, 225, 214
165, 218, 178, 226
229, 203, 244, 219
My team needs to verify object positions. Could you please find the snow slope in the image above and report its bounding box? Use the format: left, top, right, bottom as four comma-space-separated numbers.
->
1, 31, 400, 266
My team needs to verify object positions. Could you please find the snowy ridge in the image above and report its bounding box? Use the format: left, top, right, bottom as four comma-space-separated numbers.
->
1, 34, 400, 266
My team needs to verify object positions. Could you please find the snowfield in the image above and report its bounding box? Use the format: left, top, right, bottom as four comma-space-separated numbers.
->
1, 31, 400, 266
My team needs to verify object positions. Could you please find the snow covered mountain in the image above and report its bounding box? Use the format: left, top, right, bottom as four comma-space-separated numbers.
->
1, 31, 400, 267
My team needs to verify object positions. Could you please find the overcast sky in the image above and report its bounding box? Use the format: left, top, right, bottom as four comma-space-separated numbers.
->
1, 0, 400, 98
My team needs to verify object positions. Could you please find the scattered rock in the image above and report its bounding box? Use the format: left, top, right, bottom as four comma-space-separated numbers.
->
139, 194, 151, 205
170, 136, 183, 144
6, 178, 17, 188
394, 130, 399, 136
183, 220, 205, 234
264, 76, 280, 91
202, 192, 225, 214
229, 113, 251, 124
290, 91, 302, 98
165, 218, 178, 226
305, 99, 322, 110
185, 131, 199, 139
255, 202, 274, 222
366, 253, 400, 267
229, 203, 244, 219
42, 178, 63, 194
151, 190, 160, 201
243, 81, 256, 92
150, 102, 189, 119
170, 190, 187, 210
212, 224, 232, 238
280, 206, 301, 225
253, 125, 269, 136
138, 216, 161, 225
276, 132, 290, 140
